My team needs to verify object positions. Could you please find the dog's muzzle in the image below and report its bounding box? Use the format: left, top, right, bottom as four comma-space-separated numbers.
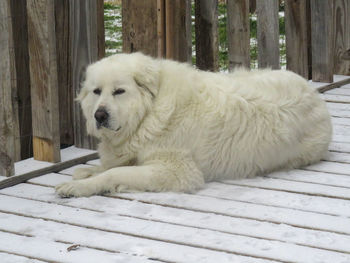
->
95, 108, 109, 129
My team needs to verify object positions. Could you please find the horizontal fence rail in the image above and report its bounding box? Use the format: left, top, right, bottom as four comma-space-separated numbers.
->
0, 0, 349, 176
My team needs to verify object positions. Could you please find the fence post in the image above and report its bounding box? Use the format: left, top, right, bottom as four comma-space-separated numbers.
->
165, 0, 192, 62
195, 0, 219, 71
0, 0, 21, 176
10, 0, 33, 160
227, 0, 250, 70
257, 0, 280, 69
311, 0, 334, 82
122, 0, 159, 57
71, 0, 104, 150
27, 0, 61, 162
333, 0, 350, 76
285, 0, 311, 79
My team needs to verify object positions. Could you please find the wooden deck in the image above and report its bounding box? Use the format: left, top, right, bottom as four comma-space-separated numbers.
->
0, 84, 350, 263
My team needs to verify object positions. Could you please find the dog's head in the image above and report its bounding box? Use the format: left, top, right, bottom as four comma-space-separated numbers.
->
77, 52, 160, 139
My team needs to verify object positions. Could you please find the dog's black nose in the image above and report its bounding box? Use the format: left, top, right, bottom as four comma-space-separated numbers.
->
94, 108, 109, 124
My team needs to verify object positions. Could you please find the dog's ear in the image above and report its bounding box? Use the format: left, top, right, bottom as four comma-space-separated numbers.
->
133, 53, 160, 98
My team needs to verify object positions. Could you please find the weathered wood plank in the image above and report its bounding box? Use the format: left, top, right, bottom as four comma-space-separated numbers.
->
198, 182, 350, 217
285, 0, 311, 79
333, 0, 350, 75
321, 93, 350, 103
70, 0, 100, 150
0, 0, 20, 176
195, 0, 219, 71
27, 0, 61, 162
304, 161, 350, 176
227, 0, 250, 70
0, 229, 145, 263
55, 0, 73, 146
311, 0, 334, 82
268, 169, 350, 188
223, 177, 350, 200
157, 0, 165, 57
122, 0, 158, 57
0, 252, 47, 263
329, 142, 350, 153
256, 0, 280, 69
165, 0, 192, 62
97, 0, 105, 59
0, 194, 274, 263
10, 0, 33, 159
15, 175, 350, 255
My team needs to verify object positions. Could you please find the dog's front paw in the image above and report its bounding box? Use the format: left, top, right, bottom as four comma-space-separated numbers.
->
73, 167, 96, 180
55, 181, 95, 198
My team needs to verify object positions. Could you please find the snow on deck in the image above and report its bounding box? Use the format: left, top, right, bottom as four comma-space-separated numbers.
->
0, 85, 350, 263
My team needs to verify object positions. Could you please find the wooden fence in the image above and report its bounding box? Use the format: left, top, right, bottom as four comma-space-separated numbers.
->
0, 0, 349, 176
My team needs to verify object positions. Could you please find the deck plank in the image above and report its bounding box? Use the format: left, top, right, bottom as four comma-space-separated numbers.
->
221, 177, 350, 199
0, 230, 152, 263
304, 161, 350, 175
0, 252, 47, 263
1, 186, 350, 261
267, 169, 350, 187
2, 183, 350, 235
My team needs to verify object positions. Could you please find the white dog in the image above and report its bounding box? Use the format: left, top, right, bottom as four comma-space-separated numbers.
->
56, 52, 332, 197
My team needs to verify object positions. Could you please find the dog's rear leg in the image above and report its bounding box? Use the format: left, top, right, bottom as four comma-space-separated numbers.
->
55, 151, 205, 197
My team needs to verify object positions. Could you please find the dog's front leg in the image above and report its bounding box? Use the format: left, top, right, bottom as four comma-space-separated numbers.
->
72, 165, 105, 180
55, 152, 205, 197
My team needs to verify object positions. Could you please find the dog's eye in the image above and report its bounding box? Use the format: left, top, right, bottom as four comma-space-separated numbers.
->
93, 88, 101, 95
113, 88, 125, 96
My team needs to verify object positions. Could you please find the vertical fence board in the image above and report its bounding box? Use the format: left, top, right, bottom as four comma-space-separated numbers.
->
0, 0, 20, 176
257, 0, 280, 69
311, 0, 334, 82
333, 0, 350, 76
10, 0, 33, 159
285, 0, 311, 79
97, 0, 105, 59
195, 0, 219, 71
55, 0, 73, 146
27, 0, 61, 162
157, 0, 166, 57
165, 0, 192, 62
70, 0, 101, 150
122, 0, 158, 57
227, 0, 250, 70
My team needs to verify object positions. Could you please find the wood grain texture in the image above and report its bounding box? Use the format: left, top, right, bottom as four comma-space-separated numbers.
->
55, 0, 73, 146
0, 0, 20, 176
195, 0, 219, 71
122, 0, 158, 57
285, 0, 311, 79
165, 0, 192, 62
311, 0, 334, 82
256, 0, 280, 69
10, 0, 33, 159
70, 0, 99, 150
97, 0, 105, 59
333, 0, 350, 75
27, 0, 61, 162
157, 0, 166, 57
227, 0, 250, 70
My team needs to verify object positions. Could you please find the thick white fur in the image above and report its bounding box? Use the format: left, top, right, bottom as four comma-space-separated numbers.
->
56, 53, 332, 197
